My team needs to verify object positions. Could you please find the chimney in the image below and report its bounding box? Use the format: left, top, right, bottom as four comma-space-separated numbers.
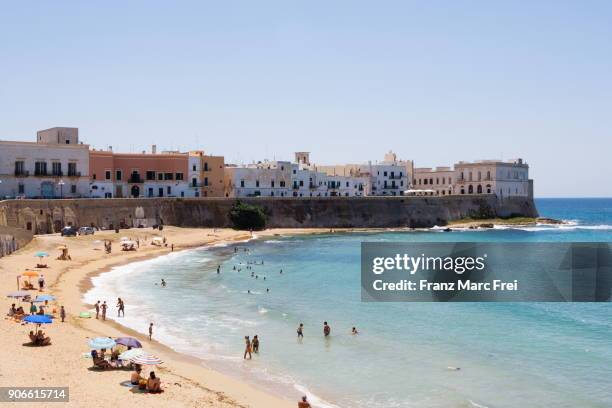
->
152, 144, 157, 154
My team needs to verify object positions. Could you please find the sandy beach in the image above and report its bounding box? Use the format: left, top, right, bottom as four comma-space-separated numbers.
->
0, 226, 328, 408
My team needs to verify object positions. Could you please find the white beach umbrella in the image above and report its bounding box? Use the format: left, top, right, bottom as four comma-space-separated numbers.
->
119, 348, 147, 361
130, 354, 163, 365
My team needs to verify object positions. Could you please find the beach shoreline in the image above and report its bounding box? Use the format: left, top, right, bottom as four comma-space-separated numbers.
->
0, 226, 330, 408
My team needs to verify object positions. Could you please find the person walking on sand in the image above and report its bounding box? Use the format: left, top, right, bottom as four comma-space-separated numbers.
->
298, 396, 311, 408
60, 306, 66, 322
243, 336, 252, 360
117, 298, 125, 317
323, 321, 331, 337
171, 243, 174, 252
101, 301, 107, 321
95, 301, 100, 319
149, 323, 154, 340
297, 323, 304, 338
38, 274, 45, 291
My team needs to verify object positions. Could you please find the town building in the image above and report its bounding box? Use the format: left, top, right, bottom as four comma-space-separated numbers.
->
224, 152, 367, 198
0, 127, 90, 199
89, 147, 192, 198
412, 159, 532, 197
317, 151, 413, 196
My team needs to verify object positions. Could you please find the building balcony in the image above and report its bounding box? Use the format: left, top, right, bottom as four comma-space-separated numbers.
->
382, 185, 399, 189
14, 170, 29, 177
67, 171, 81, 178
388, 175, 404, 180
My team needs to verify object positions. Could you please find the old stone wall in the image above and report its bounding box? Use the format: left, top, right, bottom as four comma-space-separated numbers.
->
0, 195, 538, 233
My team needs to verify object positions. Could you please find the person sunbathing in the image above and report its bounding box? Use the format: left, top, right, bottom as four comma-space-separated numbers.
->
146, 372, 161, 393
35, 330, 51, 346
28, 331, 37, 344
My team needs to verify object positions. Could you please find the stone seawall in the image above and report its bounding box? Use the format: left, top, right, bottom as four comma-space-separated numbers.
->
0, 226, 34, 258
0, 195, 538, 234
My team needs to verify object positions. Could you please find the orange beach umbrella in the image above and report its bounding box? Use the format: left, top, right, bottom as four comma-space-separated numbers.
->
22, 270, 39, 277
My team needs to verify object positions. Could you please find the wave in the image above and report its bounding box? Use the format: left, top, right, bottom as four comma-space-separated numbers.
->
293, 383, 343, 408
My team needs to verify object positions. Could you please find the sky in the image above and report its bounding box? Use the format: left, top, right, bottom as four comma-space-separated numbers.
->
0, 1, 610, 197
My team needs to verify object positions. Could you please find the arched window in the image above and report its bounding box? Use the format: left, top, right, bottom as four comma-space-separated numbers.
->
461, 187, 465, 194
486, 171, 491, 180
468, 185, 474, 194
486, 184, 491, 194
477, 185, 482, 194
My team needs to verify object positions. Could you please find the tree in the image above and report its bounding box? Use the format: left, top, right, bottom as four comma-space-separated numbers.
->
229, 201, 266, 230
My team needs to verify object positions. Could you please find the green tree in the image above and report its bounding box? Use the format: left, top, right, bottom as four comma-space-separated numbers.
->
229, 201, 267, 230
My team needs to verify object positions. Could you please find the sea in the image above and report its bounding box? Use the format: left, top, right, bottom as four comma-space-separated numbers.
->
84, 198, 612, 408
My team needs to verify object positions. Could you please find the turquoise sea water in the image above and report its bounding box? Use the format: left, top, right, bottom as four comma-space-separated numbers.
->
84, 198, 612, 408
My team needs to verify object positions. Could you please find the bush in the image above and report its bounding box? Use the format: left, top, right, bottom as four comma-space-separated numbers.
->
229, 201, 267, 230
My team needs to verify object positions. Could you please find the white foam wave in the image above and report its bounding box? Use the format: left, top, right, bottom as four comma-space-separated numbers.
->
293, 383, 343, 408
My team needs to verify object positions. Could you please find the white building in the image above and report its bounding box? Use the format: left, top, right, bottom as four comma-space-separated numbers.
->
0, 128, 90, 199
224, 153, 367, 198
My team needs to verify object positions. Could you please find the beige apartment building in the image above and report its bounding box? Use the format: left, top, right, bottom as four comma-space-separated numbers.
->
412, 159, 532, 198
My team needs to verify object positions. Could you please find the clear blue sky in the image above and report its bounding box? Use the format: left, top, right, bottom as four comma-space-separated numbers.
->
1, 1, 610, 197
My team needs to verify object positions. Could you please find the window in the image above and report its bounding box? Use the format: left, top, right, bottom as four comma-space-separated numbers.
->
116, 170, 122, 181
157, 173, 163, 181
384, 171, 388, 176
240, 180, 245, 187
175, 173, 184, 181
158, 188, 163, 197
204, 162, 209, 171
146, 171, 155, 180
271, 180, 275, 188
68, 163, 77, 176
204, 177, 208, 186
280, 180, 286, 187
256, 180, 260, 187
299, 180, 304, 187
52, 162, 62, 176
164, 173, 173, 180
35, 161, 47, 176
14, 161, 25, 175
167, 186, 171, 194
105, 170, 111, 180
192, 178, 197, 187
148, 188, 154, 197
18, 184, 24, 194
93, 174, 97, 180
192, 164, 196, 171
71, 185, 77, 194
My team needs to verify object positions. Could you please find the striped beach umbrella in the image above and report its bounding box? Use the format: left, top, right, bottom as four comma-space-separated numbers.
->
88, 337, 117, 349
130, 354, 163, 365
118, 348, 147, 361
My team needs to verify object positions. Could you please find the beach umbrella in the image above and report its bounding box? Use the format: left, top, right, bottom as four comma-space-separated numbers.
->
34, 251, 49, 258
7, 291, 30, 298
88, 337, 117, 349
130, 354, 163, 365
115, 337, 142, 348
34, 294, 56, 302
118, 348, 147, 361
22, 270, 39, 277
23, 315, 53, 325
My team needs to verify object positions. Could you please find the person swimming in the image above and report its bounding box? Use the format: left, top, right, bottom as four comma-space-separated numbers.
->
161, 279, 166, 287
352, 327, 359, 335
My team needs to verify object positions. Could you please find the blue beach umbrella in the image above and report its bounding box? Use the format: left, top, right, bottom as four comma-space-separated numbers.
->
34, 252, 49, 258
88, 337, 117, 349
23, 315, 53, 324
34, 294, 56, 302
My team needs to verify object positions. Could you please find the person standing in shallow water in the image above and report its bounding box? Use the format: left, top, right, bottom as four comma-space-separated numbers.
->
149, 322, 154, 340
244, 336, 252, 359
252, 335, 259, 353
117, 298, 125, 317
101, 301, 107, 321
297, 323, 304, 338
323, 321, 331, 337
95, 301, 100, 319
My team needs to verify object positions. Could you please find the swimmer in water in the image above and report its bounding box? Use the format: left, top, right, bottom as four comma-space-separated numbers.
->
161, 279, 166, 287
351, 327, 359, 335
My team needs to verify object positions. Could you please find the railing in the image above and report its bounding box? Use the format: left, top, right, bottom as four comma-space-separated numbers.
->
388, 175, 404, 180
14, 170, 29, 177
67, 171, 81, 177
34, 171, 48, 176
51, 171, 63, 177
